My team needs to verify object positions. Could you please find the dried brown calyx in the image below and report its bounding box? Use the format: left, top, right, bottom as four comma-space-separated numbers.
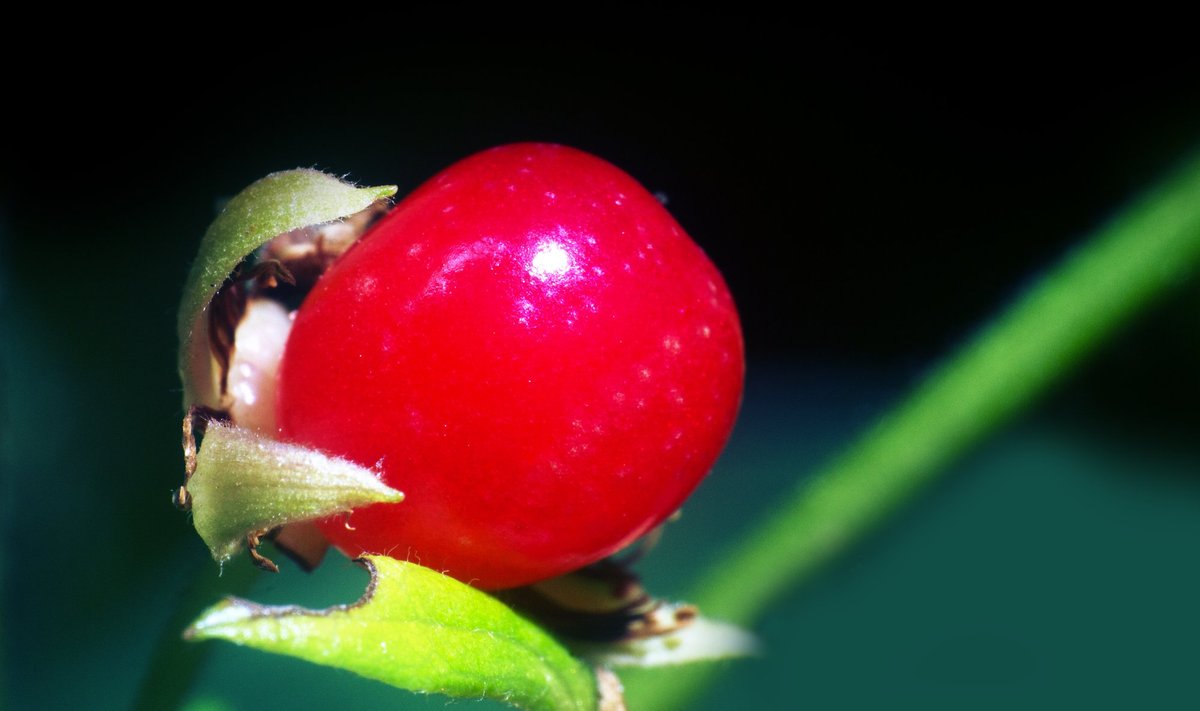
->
204, 202, 389, 430
496, 534, 697, 644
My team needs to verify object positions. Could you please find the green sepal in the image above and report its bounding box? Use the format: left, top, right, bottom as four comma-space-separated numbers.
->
185, 556, 599, 711
177, 169, 396, 407
187, 422, 404, 563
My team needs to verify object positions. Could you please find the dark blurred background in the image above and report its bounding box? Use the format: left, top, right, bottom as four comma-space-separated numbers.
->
3, 35, 1200, 709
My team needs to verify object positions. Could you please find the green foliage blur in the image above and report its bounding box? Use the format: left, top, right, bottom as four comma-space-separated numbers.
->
4, 38, 1200, 710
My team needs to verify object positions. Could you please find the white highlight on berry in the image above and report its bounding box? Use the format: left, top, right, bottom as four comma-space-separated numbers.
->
529, 240, 572, 281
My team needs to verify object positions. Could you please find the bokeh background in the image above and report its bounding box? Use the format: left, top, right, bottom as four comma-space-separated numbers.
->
4, 37, 1200, 709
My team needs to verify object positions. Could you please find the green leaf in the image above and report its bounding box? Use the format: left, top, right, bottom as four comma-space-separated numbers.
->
177, 169, 396, 407
187, 422, 404, 563
185, 556, 599, 711
571, 615, 758, 669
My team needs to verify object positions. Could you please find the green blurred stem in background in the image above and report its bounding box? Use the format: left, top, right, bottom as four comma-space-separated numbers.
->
134, 561, 258, 711
624, 149, 1200, 709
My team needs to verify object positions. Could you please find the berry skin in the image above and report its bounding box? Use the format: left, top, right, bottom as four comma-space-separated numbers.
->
276, 143, 743, 589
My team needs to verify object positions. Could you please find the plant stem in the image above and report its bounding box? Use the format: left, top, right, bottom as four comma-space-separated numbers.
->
132, 558, 258, 711
624, 149, 1200, 709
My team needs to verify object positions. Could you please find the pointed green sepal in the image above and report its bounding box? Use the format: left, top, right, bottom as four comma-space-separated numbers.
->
187, 422, 404, 563
185, 556, 599, 711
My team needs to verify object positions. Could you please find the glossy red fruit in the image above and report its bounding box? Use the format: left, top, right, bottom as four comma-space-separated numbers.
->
276, 143, 743, 589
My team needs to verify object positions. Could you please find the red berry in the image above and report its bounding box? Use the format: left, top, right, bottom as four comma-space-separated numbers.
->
276, 144, 743, 589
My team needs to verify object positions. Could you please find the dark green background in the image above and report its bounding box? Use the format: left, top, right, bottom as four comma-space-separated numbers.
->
4, 37, 1200, 709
